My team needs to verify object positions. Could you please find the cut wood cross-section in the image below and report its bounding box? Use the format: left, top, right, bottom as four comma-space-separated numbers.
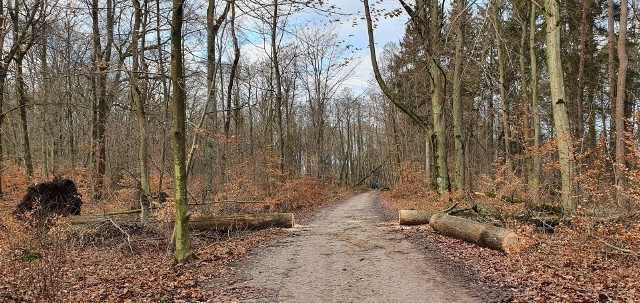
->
398, 210, 438, 225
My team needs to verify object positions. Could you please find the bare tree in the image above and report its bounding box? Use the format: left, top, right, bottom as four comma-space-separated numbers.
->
544, 0, 575, 212
171, 0, 194, 263
615, 0, 629, 203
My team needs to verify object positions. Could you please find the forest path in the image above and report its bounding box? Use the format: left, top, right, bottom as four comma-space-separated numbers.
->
215, 191, 485, 302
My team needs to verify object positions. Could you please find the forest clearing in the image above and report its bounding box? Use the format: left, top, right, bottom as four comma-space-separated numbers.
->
1, 0, 640, 302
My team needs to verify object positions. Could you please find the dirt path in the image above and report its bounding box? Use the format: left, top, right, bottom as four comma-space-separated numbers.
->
216, 192, 487, 302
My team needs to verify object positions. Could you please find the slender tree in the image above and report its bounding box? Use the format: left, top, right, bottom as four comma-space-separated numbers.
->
90, 0, 115, 201
545, 0, 575, 212
130, 0, 151, 219
529, 3, 541, 204
607, 0, 616, 146
452, 0, 466, 191
615, 0, 628, 203
171, 0, 194, 263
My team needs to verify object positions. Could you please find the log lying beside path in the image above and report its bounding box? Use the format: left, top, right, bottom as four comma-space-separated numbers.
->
398, 210, 438, 225
429, 213, 523, 254
189, 213, 294, 230
66, 213, 294, 231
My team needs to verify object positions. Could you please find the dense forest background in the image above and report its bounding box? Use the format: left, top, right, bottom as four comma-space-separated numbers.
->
0, 0, 639, 301
1, 0, 639, 213
0, 0, 637, 224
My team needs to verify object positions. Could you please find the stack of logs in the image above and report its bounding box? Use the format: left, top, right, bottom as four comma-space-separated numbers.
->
399, 209, 523, 254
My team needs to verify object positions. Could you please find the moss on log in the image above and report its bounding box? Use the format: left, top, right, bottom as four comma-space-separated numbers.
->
429, 213, 523, 253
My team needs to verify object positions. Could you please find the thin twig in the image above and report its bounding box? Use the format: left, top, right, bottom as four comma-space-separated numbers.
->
108, 217, 134, 254
442, 203, 459, 213
597, 237, 638, 257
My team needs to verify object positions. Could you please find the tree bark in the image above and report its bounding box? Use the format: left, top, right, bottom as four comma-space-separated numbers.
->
576, 0, 591, 139
272, 0, 286, 176
171, 0, 194, 263
398, 210, 438, 225
156, 0, 169, 199
40, 34, 49, 180
429, 213, 523, 253
91, 0, 115, 201
545, 0, 575, 212
529, 3, 541, 205
615, 0, 628, 204
68, 213, 294, 231
429, 0, 449, 194
452, 0, 466, 191
130, 0, 151, 220
607, 0, 616, 148
15, 54, 34, 179
189, 213, 294, 230
491, 1, 511, 163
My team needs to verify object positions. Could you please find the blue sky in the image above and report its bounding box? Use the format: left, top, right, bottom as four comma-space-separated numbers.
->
238, 0, 409, 94
318, 0, 409, 93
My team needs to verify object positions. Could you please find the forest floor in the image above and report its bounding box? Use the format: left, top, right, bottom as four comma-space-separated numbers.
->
1, 178, 638, 302
210, 191, 508, 302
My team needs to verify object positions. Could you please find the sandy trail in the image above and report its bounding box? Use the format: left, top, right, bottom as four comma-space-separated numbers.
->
218, 191, 485, 302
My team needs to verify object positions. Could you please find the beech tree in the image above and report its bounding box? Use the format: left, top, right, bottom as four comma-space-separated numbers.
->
171, 0, 194, 263
615, 0, 628, 203
545, 0, 575, 212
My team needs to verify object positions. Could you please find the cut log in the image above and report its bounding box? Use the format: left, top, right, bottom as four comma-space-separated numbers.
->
66, 213, 294, 231
188, 213, 294, 230
429, 213, 523, 253
399, 210, 438, 225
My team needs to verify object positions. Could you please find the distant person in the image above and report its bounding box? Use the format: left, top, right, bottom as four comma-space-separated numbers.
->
372, 182, 380, 189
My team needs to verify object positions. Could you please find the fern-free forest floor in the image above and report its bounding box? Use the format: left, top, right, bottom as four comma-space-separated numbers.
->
211, 191, 507, 302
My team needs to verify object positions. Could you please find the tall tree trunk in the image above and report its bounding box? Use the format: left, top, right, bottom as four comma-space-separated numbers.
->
40, 35, 49, 180
576, 0, 591, 140
205, 0, 218, 201
272, 0, 285, 176
171, 0, 194, 263
492, 1, 511, 163
529, 3, 541, 204
63, 16, 76, 173
227, 2, 240, 137
0, 76, 5, 195
615, 0, 628, 204
430, 0, 449, 194
156, 0, 169, 198
15, 55, 33, 179
607, 0, 616, 149
452, 0, 466, 191
545, 0, 575, 212
91, 0, 114, 201
518, 5, 529, 182
131, 0, 151, 220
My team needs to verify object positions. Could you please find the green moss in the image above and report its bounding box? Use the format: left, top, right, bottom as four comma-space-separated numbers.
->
22, 251, 41, 262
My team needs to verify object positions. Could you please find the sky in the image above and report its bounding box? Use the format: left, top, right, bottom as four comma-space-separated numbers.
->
237, 0, 409, 95
322, 0, 409, 94
304, 0, 409, 94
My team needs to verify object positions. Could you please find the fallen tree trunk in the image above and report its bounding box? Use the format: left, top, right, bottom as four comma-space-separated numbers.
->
429, 213, 523, 253
66, 213, 139, 225
189, 213, 294, 230
399, 210, 438, 225
66, 213, 294, 231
